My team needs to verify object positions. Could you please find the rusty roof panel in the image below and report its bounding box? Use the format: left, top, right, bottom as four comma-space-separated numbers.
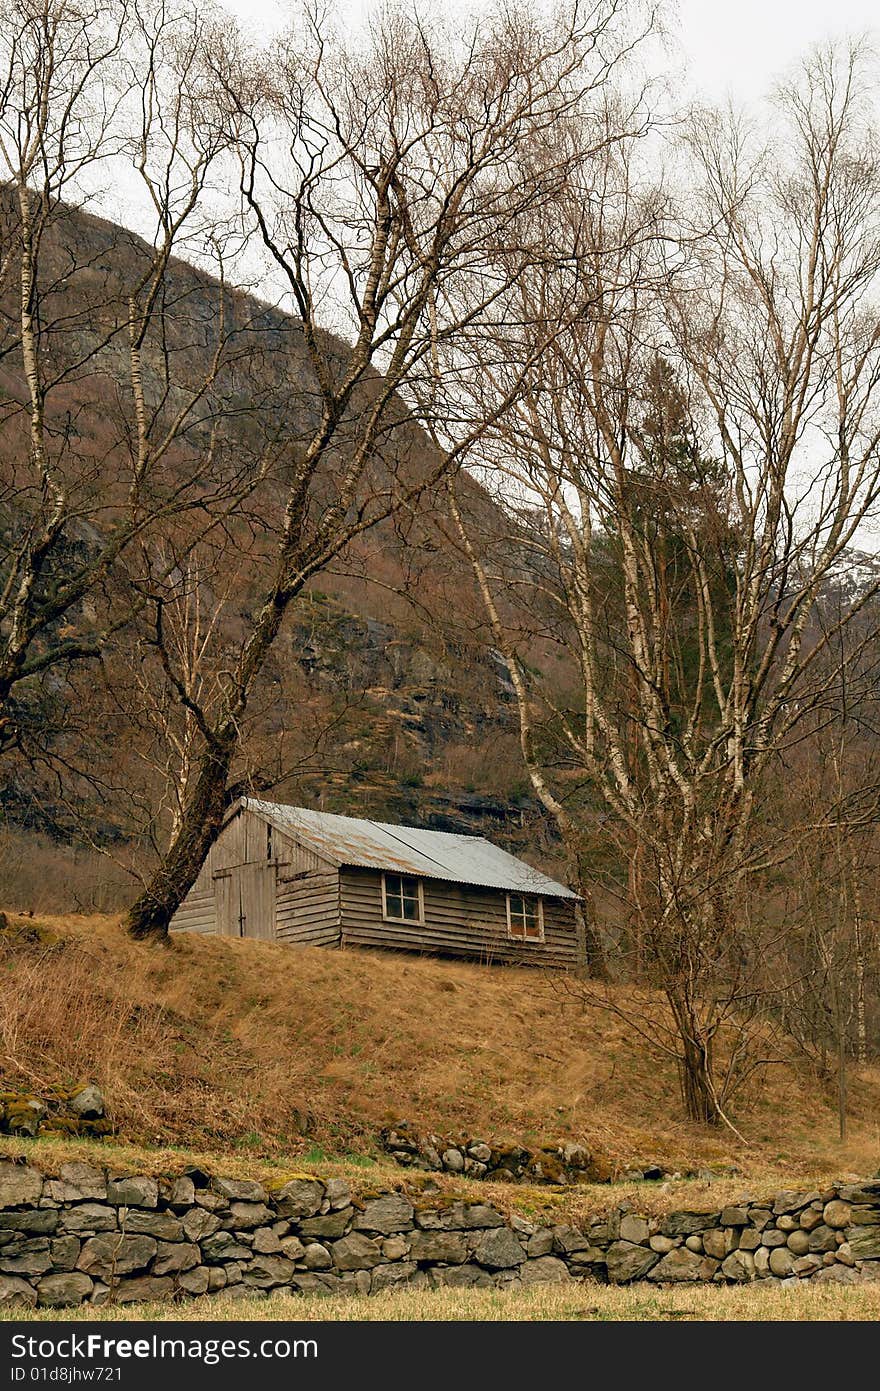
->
241, 798, 577, 899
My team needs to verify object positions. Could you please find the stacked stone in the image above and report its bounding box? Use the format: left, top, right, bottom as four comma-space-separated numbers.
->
383, 1128, 600, 1184
600, 1184, 880, 1287
1, 1160, 878, 1308
0, 1085, 109, 1140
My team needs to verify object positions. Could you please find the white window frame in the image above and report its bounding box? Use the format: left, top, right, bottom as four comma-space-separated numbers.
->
506, 893, 545, 942
381, 872, 425, 925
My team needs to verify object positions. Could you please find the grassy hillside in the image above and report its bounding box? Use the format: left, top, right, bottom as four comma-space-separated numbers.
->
1, 912, 878, 1190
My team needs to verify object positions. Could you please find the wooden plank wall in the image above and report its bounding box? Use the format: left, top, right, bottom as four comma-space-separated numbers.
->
272, 830, 332, 877
276, 870, 341, 947
239, 862, 276, 940
184, 810, 326, 890
339, 868, 577, 968
170, 814, 340, 941
170, 888, 216, 935
214, 873, 237, 936
272, 828, 340, 945
170, 812, 249, 936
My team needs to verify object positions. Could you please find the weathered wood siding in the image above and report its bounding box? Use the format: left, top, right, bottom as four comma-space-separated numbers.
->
169, 821, 239, 936
211, 808, 279, 868
339, 867, 577, 967
170, 811, 339, 942
213, 872, 237, 937
247, 864, 276, 940
271, 828, 340, 946
169, 888, 216, 935
170, 808, 572, 962
271, 830, 332, 877
276, 870, 341, 948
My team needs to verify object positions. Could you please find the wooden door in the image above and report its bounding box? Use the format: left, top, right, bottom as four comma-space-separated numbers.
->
214, 864, 275, 939
238, 862, 275, 939
214, 871, 241, 937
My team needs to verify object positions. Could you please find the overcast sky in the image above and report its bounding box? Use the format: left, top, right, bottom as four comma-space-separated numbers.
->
676, 0, 877, 100
219, 0, 879, 104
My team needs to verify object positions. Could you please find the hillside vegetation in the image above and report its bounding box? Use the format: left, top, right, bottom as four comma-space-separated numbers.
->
1, 913, 878, 1188
0, 193, 564, 907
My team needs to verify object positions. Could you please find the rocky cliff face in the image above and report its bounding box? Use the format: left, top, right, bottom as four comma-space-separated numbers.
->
283, 596, 554, 861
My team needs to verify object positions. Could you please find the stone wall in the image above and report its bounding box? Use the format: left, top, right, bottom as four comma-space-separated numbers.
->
1, 1159, 879, 1309
382, 1125, 606, 1183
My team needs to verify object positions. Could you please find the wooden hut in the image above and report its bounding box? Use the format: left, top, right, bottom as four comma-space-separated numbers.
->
170, 797, 580, 967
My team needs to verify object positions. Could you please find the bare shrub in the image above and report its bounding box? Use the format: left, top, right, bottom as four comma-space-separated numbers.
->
0, 826, 134, 913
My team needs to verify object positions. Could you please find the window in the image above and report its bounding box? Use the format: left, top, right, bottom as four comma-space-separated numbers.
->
382, 873, 424, 923
507, 893, 544, 941
266, 826, 273, 862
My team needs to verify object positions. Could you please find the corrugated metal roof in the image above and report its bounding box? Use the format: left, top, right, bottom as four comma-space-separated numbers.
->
240, 798, 577, 899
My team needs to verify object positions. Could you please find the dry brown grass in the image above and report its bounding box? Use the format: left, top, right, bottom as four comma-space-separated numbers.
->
5, 1282, 880, 1322
1, 911, 879, 1187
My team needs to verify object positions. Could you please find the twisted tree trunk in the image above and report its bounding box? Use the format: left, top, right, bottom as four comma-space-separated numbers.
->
126, 737, 235, 940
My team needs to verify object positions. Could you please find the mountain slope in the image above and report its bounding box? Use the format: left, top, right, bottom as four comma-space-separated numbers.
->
0, 196, 566, 903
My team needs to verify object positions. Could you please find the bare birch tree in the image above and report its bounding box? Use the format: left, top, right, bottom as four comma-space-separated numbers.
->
124, 0, 657, 938
0, 0, 267, 763
446, 41, 880, 1125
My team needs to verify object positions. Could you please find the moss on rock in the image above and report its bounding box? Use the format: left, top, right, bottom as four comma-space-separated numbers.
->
40, 1117, 112, 1138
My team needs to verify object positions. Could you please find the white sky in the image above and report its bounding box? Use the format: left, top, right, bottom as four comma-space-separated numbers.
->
219, 0, 879, 103
675, 0, 877, 101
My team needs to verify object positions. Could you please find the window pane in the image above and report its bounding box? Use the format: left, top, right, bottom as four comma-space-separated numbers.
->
524, 902, 540, 934
385, 875, 420, 921
401, 878, 420, 920
384, 875, 400, 919
508, 895, 525, 937
509, 894, 541, 940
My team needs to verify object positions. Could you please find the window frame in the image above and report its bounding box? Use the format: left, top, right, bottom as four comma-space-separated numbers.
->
506, 892, 545, 942
381, 872, 425, 925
